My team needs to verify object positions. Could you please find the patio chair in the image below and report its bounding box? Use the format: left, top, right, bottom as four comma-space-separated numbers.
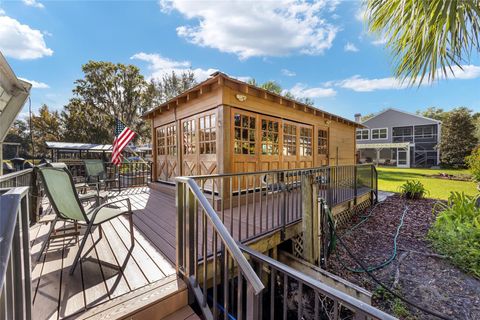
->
83, 159, 118, 190
36, 167, 134, 275
46, 162, 108, 205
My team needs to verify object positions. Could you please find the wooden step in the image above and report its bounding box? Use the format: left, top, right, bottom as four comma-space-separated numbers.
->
78, 274, 190, 319
162, 306, 200, 320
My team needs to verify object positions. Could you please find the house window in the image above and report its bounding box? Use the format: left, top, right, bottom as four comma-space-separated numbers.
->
156, 127, 165, 156
414, 125, 436, 139
356, 129, 369, 140
234, 113, 256, 155
283, 124, 297, 156
371, 128, 388, 140
318, 129, 328, 155
183, 120, 195, 155
261, 119, 279, 155
299, 127, 312, 157
165, 124, 177, 155
199, 114, 216, 154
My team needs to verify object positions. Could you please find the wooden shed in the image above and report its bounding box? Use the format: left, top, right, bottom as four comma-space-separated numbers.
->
143, 72, 363, 184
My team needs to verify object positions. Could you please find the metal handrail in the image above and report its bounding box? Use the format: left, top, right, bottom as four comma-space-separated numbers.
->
176, 176, 264, 294
239, 243, 397, 320
0, 187, 32, 320
0, 168, 33, 183
186, 163, 374, 180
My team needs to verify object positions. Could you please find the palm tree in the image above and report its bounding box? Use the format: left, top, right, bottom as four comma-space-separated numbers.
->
366, 0, 480, 85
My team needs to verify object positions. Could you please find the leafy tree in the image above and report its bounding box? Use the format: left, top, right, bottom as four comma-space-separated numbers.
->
417, 107, 447, 122
367, 0, 480, 84
72, 61, 153, 142
475, 117, 480, 142
62, 99, 113, 144
360, 113, 375, 122
3, 120, 30, 159
30, 105, 63, 157
466, 146, 480, 183
152, 70, 197, 103
439, 107, 478, 167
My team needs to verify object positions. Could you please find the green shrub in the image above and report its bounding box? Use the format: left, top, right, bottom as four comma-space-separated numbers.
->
398, 180, 428, 199
466, 147, 480, 183
428, 192, 480, 277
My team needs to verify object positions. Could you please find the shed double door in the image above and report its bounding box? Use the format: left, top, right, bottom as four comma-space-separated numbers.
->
231, 109, 314, 172
155, 123, 178, 183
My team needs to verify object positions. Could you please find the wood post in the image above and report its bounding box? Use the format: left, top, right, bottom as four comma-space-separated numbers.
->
301, 174, 319, 265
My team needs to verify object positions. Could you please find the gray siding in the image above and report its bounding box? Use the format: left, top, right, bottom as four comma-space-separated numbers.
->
357, 109, 440, 145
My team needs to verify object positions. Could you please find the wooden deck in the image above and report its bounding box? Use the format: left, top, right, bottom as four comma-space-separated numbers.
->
30, 187, 186, 319
29, 185, 372, 319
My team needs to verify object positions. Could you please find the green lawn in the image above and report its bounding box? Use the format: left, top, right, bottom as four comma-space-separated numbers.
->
377, 167, 479, 200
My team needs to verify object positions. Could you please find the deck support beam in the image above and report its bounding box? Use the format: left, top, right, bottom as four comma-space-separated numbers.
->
301, 174, 319, 265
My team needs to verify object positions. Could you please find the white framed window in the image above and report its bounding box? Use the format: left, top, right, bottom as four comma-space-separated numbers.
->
356, 129, 369, 140
371, 128, 388, 140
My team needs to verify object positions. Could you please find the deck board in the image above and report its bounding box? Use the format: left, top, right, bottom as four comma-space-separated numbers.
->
30, 185, 370, 319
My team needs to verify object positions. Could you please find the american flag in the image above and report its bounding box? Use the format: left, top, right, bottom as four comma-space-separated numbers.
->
111, 118, 136, 166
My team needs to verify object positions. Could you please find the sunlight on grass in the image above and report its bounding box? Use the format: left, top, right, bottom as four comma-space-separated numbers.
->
377, 167, 478, 200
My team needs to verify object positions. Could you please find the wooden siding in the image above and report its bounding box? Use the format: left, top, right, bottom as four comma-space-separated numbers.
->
150, 76, 357, 181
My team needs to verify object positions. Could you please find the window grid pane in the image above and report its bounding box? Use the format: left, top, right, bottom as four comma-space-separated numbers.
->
299, 127, 312, 157
261, 119, 279, 155
183, 120, 196, 155
318, 129, 328, 155
283, 124, 297, 156
199, 114, 216, 154
234, 114, 256, 154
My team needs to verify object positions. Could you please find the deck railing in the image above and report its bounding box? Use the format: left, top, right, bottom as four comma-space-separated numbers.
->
0, 187, 32, 320
239, 243, 396, 320
176, 166, 387, 319
186, 164, 377, 244
176, 177, 264, 319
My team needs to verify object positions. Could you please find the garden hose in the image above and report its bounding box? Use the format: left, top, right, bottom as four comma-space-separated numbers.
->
324, 202, 452, 320
335, 203, 408, 273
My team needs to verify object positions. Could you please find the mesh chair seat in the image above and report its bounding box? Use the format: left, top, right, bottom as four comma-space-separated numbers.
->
36, 167, 134, 275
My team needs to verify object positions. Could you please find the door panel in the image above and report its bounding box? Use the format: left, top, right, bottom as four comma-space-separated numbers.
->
155, 123, 178, 183
298, 124, 314, 168
259, 115, 281, 171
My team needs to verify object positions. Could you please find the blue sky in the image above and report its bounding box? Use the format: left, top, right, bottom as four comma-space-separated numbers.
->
1, 0, 479, 121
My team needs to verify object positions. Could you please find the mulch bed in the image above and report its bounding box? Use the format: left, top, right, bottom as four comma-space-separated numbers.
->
327, 194, 480, 320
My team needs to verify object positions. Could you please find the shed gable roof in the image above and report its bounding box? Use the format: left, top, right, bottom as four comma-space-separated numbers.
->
143, 72, 364, 128
362, 108, 440, 128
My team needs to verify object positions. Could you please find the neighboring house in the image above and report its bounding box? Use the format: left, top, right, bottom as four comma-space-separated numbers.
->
355, 108, 441, 168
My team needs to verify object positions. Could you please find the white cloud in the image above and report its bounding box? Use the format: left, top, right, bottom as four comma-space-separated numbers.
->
336, 65, 480, 92
160, 0, 339, 59
281, 69, 296, 77
287, 83, 337, 98
0, 9, 5, 15
131, 52, 217, 82
371, 36, 388, 46
344, 42, 359, 52
0, 16, 53, 59
18, 77, 49, 89
22, 0, 44, 9
337, 75, 406, 92
442, 64, 480, 80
